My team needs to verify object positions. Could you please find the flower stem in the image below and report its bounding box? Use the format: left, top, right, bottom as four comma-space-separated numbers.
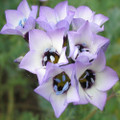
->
6, 87, 14, 120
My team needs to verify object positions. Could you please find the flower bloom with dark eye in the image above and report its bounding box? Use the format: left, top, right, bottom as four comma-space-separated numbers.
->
37, 1, 74, 31
1, 0, 38, 37
69, 5, 109, 33
73, 50, 119, 110
19, 28, 68, 84
68, 21, 109, 62
34, 63, 79, 118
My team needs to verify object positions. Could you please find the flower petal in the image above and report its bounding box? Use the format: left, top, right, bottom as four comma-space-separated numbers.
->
56, 20, 69, 31
74, 83, 89, 105
29, 29, 52, 51
76, 51, 97, 63
75, 6, 94, 21
38, 6, 56, 24
89, 22, 104, 33
36, 68, 46, 85
47, 28, 65, 54
37, 21, 53, 31
24, 17, 36, 32
43, 63, 62, 83
90, 34, 109, 54
75, 61, 89, 80
93, 14, 109, 26
89, 50, 106, 72
29, 5, 38, 18
61, 64, 74, 79
58, 47, 68, 64
77, 21, 93, 46
68, 5, 76, 12
17, 0, 31, 18
50, 93, 67, 118
67, 86, 79, 103
19, 51, 42, 74
1, 23, 23, 36
95, 67, 119, 91
68, 31, 78, 57
5, 10, 24, 26
54, 1, 68, 20
72, 18, 85, 31
34, 79, 54, 101
85, 87, 107, 110
72, 18, 103, 33
65, 10, 75, 24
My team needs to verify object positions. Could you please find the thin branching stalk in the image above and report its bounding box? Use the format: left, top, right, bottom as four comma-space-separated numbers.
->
6, 87, 14, 120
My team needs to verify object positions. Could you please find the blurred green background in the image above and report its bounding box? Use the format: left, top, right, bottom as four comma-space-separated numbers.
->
0, 0, 120, 120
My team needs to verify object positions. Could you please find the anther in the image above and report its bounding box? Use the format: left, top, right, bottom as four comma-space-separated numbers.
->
43, 56, 47, 62
91, 78, 95, 84
62, 75, 66, 82
54, 78, 61, 83
50, 55, 55, 62
79, 69, 95, 89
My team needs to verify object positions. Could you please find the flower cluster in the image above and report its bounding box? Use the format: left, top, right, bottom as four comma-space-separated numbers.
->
1, 0, 119, 118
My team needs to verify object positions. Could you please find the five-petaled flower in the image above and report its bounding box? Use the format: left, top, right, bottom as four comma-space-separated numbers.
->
72, 50, 118, 110
68, 21, 109, 62
19, 28, 68, 84
35, 63, 79, 118
1, 0, 38, 37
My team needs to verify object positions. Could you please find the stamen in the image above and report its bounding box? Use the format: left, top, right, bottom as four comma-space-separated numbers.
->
91, 78, 95, 84
55, 82, 69, 95
79, 69, 95, 89
82, 48, 89, 52
86, 81, 89, 89
53, 72, 71, 95
54, 85, 58, 92
19, 20, 22, 27
54, 78, 61, 83
50, 55, 55, 63
18, 18, 27, 28
43, 56, 47, 62
83, 71, 89, 78
62, 75, 66, 82
42, 48, 60, 66
75, 44, 90, 59
62, 82, 69, 92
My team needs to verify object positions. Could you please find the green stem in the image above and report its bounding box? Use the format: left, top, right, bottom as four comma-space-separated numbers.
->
6, 87, 14, 120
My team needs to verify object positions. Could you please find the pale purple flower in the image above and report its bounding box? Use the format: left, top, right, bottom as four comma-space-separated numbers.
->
70, 6, 109, 33
1, 0, 38, 37
37, 1, 74, 31
73, 50, 119, 110
19, 28, 68, 84
68, 21, 109, 62
34, 63, 79, 118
